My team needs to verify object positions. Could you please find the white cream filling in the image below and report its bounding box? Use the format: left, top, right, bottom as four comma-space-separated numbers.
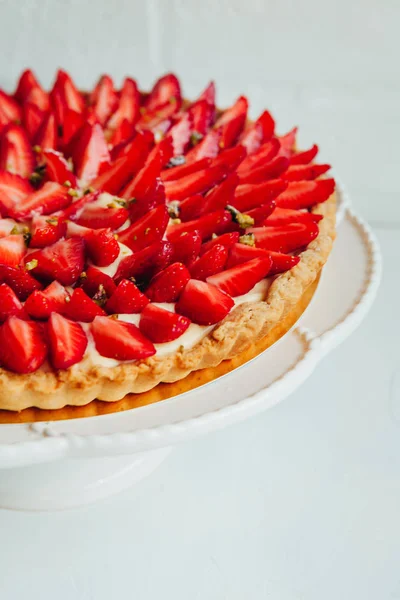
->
92, 242, 133, 277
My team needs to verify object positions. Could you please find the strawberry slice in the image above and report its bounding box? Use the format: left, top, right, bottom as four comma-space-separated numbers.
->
0, 316, 47, 373
48, 312, 88, 369
248, 222, 319, 252
23, 102, 46, 141
121, 152, 163, 205
167, 210, 232, 243
60, 108, 85, 150
290, 144, 318, 165
189, 244, 228, 281
127, 177, 165, 222
232, 179, 287, 212
147, 136, 174, 169
12, 181, 71, 219
105, 279, 149, 314
25, 237, 85, 285
237, 138, 280, 173
214, 96, 248, 129
25, 86, 50, 113
34, 111, 57, 151
201, 172, 239, 214
0, 171, 32, 216
139, 304, 190, 344
188, 99, 213, 136
0, 234, 26, 267
278, 127, 298, 156
115, 241, 172, 283
85, 228, 120, 267
64, 288, 106, 322
14, 69, 40, 103
24, 289, 58, 320
226, 243, 270, 269
80, 266, 116, 298
145, 73, 182, 113
212, 146, 246, 172
0, 283, 27, 321
161, 157, 211, 182
91, 316, 156, 360
73, 203, 129, 230
50, 69, 84, 122
70, 122, 110, 184
282, 163, 330, 181
0, 218, 18, 238
267, 251, 301, 275
207, 256, 272, 297
276, 178, 335, 209
218, 113, 247, 149
238, 155, 289, 184
106, 78, 140, 140
0, 124, 35, 179
167, 112, 193, 156
89, 75, 118, 125
30, 214, 67, 248
185, 129, 221, 164
165, 165, 226, 200
176, 279, 234, 326
137, 100, 178, 133
43, 149, 77, 187
200, 231, 240, 255
197, 81, 216, 106
110, 119, 136, 147
246, 200, 276, 225
117, 205, 168, 252
263, 207, 323, 226
178, 194, 204, 222
171, 231, 202, 265
145, 262, 190, 302
0, 90, 22, 133
0, 265, 43, 300
240, 110, 275, 154
41, 280, 70, 312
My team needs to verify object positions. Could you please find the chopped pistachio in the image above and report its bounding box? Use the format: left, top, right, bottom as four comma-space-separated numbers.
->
68, 188, 79, 198
107, 202, 117, 209
10, 226, 20, 235
211, 233, 218, 240
25, 258, 38, 271
166, 155, 185, 169
83, 187, 94, 195
170, 218, 181, 225
167, 201, 180, 219
169, 95, 177, 104
32, 145, 42, 153
226, 205, 254, 229
64, 295, 71, 303
144, 227, 151, 235
79, 271, 87, 280
93, 284, 107, 307
239, 233, 256, 247
63, 180, 72, 188
46, 217, 58, 226
190, 131, 203, 146
109, 313, 119, 320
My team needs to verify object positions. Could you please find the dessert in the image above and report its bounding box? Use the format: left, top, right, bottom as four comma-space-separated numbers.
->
0, 70, 336, 411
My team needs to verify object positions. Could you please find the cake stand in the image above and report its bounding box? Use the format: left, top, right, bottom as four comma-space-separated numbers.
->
0, 182, 381, 510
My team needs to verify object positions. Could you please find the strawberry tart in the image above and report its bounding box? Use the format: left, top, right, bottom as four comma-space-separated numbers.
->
0, 70, 336, 411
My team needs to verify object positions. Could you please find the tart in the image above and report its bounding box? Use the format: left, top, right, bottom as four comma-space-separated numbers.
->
0, 70, 336, 411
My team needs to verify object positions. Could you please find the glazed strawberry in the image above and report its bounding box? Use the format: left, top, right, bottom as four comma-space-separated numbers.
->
60, 108, 85, 149
25, 85, 50, 113
145, 73, 182, 113
137, 99, 179, 133
80, 266, 116, 298
167, 112, 193, 156
25, 237, 85, 285
145, 262, 190, 303
237, 138, 280, 173
212, 146, 246, 172
200, 231, 240, 255
0, 171, 32, 217
168, 210, 232, 243
290, 144, 319, 165
207, 256, 272, 297
246, 201, 276, 225
268, 251, 300, 275
0, 265, 43, 300
24, 289, 57, 320
226, 242, 271, 268
14, 69, 40, 103
73, 203, 129, 230
30, 214, 67, 248
48, 312, 88, 369
164, 165, 226, 200
263, 207, 323, 226
214, 96, 248, 132
11, 181, 71, 219
114, 240, 173, 282
248, 222, 319, 253
70, 122, 110, 184
0, 90, 22, 133
200, 173, 239, 215
34, 111, 57, 151
0, 283, 26, 321
60, 189, 99, 220
117, 205, 168, 252
232, 179, 287, 212
43, 149, 77, 187
0, 234, 26, 267
0, 316, 47, 373
128, 178, 165, 222
89, 75, 118, 126
85, 228, 120, 267
106, 78, 140, 140
275, 178, 335, 209
121, 152, 163, 205
188, 99, 213, 136
238, 155, 289, 184
105, 279, 149, 314
50, 69, 84, 122
278, 127, 297, 156
110, 119, 136, 147
64, 288, 106, 322
23, 102, 46, 141
147, 136, 174, 169
282, 163, 330, 182
41, 280, 70, 312
139, 304, 190, 344
197, 81, 216, 106
185, 129, 222, 164
218, 113, 247, 149
0, 124, 35, 179
177, 194, 204, 222
240, 110, 275, 154
176, 279, 234, 326
91, 316, 156, 360
171, 231, 202, 265
189, 244, 228, 281
161, 157, 211, 182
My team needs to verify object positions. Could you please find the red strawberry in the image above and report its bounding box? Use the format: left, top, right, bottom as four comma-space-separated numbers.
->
48, 312, 88, 369
177, 193, 204, 222
23, 102, 46, 141
218, 113, 247, 149
214, 96, 248, 130
139, 304, 190, 344
70, 122, 110, 184
207, 256, 272, 297
290, 144, 318, 165
167, 112, 193, 156
14, 69, 40, 103
188, 99, 213, 136
24, 289, 57, 320
276, 178, 335, 209
147, 136, 174, 169
11, 181, 71, 219
278, 127, 298, 156
114, 240, 173, 283
0, 90, 22, 133
85, 228, 120, 267
161, 157, 211, 182
25, 237, 85, 285
61, 108, 85, 149
226, 242, 271, 268
171, 231, 202, 265
60, 190, 99, 220
145, 73, 181, 113
201, 172, 239, 214
34, 111, 57, 151
0, 171, 32, 217
24, 85, 50, 113
0, 316, 47, 373
43, 149, 77, 187
41, 280, 70, 312
91, 316, 156, 360
176, 279, 234, 325
105, 279, 149, 314
212, 146, 246, 172
0, 283, 26, 321
106, 78, 140, 140
237, 138, 280, 173
0, 265, 43, 300
0, 124, 35, 179
117, 205, 168, 252
73, 203, 129, 230
197, 81, 216, 106
240, 110, 275, 154
0, 218, 16, 238
263, 207, 323, 226
232, 179, 287, 212
246, 201, 276, 225
64, 288, 106, 322
167, 210, 232, 242
80, 266, 116, 298
110, 118, 136, 147
185, 129, 221, 164
189, 244, 228, 281
0, 234, 26, 267
248, 222, 319, 252
127, 178, 165, 222
282, 163, 330, 182
89, 75, 118, 125
121, 152, 163, 203
145, 262, 190, 302
268, 251, 301, 275
51, 69, 84, 121
165, 165, 226, 200
238, 155, 289, 184
200, 231, 240, 255
30, 214, 67, 248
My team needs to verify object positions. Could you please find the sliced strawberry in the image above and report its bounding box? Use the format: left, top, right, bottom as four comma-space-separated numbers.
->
25, 237, 85, 285
0, 265, 43, 300
240, 110, 275, 154
61, 108, 85, 150
48, 312, 87, 369
290, 144, 318, 165
127, 177, 165, 222
0, 124, 35, 178
215, 96, 248, 129
0, 90, 22, 133
185, 129, 221, 164
147, 136, 174, 169
105, 279, 149, 314
278, 127, 298, 156
24, 289, 57, 320
43, 149, 77, 187
178, 194, 204, 222
161, 157, 211, 182
73, 203, 129, 230
117, 205, 168, 252
30, 214, 67, 248
80, 266, 116, 298
145, 73, 182, 113
25, 85, 50, 113
276, 178, 335, 209
12, 181, 71, 219
171, 231, 202, 266
64, 288, 105, 322
188, 99, 213, 136
212, 146, 246, 172
165, 165, 226, 200
110, 118, 136, 147
139, 304, 190, 344
0, 283, 26, 321
207, 256, 271, 297
34, 111, 57, 151
218, 113, 247, 149
41, 280, 70, 312
248, 222, 319, 252
226, 242, 270, 269
50, 69, 84, 121
0, 218, 18, 238
70, 122, 110, 184
200, 231, 240, 255
137, 100, 178, 133
121, 152, 163, 204
145, 262, 190, 302
263, 207, 323, 226
114, 240, 173, 283
23, 102, 46, 141
0, 316, 47, 373
60, 189, 99, 220
89, 75, 118, 125
106, 78, 140, 141
232, 179, 287, 212
91, 316, 156, 360
201, 172, 239, 214
282, 163, 330, 182
0, 234, 26, 267
167, 112, 193, 156
86, 228, 120, 267
237, 138, 280, 173
197, 81, 216, 106
176, 279, 234, 326
0, 171, 34, 216
189, 244, 228, 281
14, 69, 40, 103
238, 155, 289, 184
167, 210, 232, 243
246, 201, 276, 225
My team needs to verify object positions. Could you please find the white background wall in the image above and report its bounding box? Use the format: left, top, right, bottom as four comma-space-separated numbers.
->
1, 0, 399, 225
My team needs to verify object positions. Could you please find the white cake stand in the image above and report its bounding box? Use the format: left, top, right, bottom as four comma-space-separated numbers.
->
0, 183, 381, 510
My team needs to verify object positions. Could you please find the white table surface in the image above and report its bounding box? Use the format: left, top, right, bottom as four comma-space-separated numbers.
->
0, 226, 398, 599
